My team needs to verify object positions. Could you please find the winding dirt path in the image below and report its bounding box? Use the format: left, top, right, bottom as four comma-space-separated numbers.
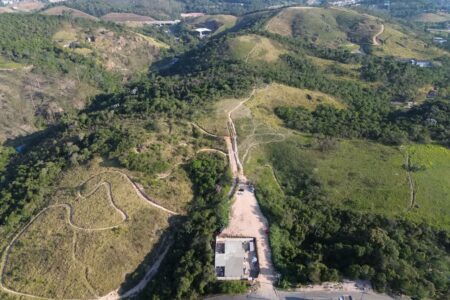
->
373, 23, 384, 46
404, 152, 417, 210
0, 171, 178, 300
191, 122, 220, 138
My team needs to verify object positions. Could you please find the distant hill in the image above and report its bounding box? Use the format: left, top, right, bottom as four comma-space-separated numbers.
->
262, 6, 448, 59
100, 12, 155, 23
184, 14, 237, 34
414, 12, 450, 23
0, 14, 166, 141
266, 7, 381, 50
41, 6, 98, 20
45, 0, 305, 19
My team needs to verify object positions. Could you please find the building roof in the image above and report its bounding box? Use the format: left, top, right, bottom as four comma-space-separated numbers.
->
215, 237, 255, 279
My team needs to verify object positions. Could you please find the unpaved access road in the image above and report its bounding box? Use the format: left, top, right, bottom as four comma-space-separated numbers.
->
220, 90, 278, 300
373, 23, 384, 45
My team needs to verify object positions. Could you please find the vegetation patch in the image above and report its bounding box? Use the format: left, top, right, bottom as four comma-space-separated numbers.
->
374, 24, 447, 59
407, 144, 450, 229
414, 12, 450, 23
246, 83, 344, 127
2, 161, 171, 298
266, 7, 380, 49
41, 6, 99, 20
228, 34, 286, 63
186, 14, 237, 34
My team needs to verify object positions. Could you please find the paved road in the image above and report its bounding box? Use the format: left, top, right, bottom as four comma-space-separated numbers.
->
207, 290, 395, 300
278, 290, 395, 300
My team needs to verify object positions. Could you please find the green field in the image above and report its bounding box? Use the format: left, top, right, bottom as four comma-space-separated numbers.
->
245, 136, 450, 229
407, 144, 450, 228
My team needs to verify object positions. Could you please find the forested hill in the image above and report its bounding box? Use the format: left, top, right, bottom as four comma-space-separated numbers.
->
49, 0, 305, 19
0, 13, 166, 141
0, 5, 449, 300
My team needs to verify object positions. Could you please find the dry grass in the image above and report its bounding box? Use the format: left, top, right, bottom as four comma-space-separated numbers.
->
374, 24, 448, 59
228, 34, 287, 63
2, 160, 171, 298
3, 208, 94, 299
246, 83, 344, 127
140, 167, 193, 215
42, 6, 98, 20
53, 25, 78, 44
195, 97, 251, 136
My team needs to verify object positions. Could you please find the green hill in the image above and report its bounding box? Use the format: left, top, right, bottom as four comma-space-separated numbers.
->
264, 6, 448, 59
0, 14, 166, 141
0, 5, 449, 300
266, 7, 381, 50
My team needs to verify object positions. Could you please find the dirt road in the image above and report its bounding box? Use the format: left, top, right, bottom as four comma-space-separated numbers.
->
220, 90, 278, 299
0, 171, 177, 300
373, 23, 384, 45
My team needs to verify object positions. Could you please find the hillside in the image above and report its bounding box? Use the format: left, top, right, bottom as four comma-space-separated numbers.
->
0, 5, 449, 300
184, 14, 237, 34
0, 14, 166, 141
100, 12, 155, 23
266, 7, 381, 50
264, 6, 448, 59
42, 6, 99, 20
49, 0, 305, 19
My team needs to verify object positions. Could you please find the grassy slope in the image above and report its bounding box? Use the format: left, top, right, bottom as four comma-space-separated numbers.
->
2, 160, 171, 298
227, 34, 287, 63
374, 23, 448, 59
265, 6, 447, 59
186, 14, 238, 34
41, 6, 99, 20
0, 15, 167, 141
266, 7, 380, 50
408, 144, 450, 229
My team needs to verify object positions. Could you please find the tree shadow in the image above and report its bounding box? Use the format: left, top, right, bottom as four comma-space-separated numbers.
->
3, 124, 62, 150
116, 214, 184, 296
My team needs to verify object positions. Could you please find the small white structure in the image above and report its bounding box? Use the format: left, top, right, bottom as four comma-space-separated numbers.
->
194, 28, 212, 38
433, 37, 447, 45
215, 237, 258, 280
